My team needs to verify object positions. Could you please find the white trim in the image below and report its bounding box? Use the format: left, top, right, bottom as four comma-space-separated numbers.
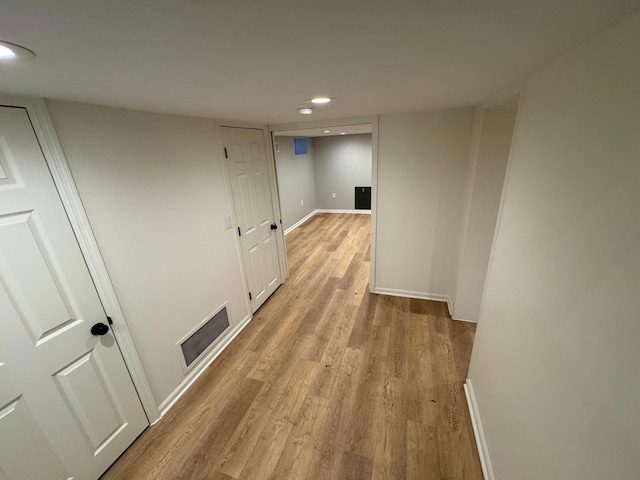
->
315, 209, 371, 214
464, 379, 494, 480
262, 127, 289, 283
284, 210, 317, 235
268, 130, 289, 280
369, 116, 380, 294
3, 95, 160, 424
373, 287, 452, 311
450, 315, 479, 324
284, 209, 373, 235
158, 314, 252, 421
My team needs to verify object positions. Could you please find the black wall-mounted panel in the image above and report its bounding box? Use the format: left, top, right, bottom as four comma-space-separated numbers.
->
355, 186, 372, 210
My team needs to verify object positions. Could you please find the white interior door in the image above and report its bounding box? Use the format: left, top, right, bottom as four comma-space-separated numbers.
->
0, 106, 148, 480
222, 127, 282, 312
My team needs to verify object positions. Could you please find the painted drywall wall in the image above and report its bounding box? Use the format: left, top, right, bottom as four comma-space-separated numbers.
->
47, 101, 250, 406
453, 105, 517, 321
274, 136, 316, 231
375, 109, 474, 300
468, 10, 640, 480
313, 134, 372, 210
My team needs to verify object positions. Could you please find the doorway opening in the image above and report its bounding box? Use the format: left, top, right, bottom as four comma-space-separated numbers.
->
269, 120, 377, 292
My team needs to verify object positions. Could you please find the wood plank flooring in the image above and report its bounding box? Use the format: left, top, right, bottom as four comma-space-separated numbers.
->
102, 213, 483, 480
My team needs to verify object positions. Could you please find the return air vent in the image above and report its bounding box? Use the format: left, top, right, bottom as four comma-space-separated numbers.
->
355, 186, 371, 210
179, 305, 230, 370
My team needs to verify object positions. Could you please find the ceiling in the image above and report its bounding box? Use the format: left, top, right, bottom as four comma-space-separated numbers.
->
274, 124, 372, 137
1, 0, 639, 124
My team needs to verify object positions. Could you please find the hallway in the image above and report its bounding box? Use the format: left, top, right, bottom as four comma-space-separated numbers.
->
102, 213, 482, 479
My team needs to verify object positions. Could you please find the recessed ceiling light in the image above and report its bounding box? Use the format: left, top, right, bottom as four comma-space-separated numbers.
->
0, 41, 35, 61
323, 130, 331, 133
0, 46, 15, 60
310, 97, 333, 105
340, 132, 346, 135
297, 107, 313, 115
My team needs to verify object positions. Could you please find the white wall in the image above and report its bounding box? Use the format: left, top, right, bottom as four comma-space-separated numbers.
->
313, 134, 372, 210
453, 105, 517, 321
375, 109, 474, 301
47, 101, 250, 407
274, 136, 316, 231
468, 10, 640, 480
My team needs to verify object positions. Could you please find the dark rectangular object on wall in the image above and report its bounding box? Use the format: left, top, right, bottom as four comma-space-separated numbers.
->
355, 186, 372, 210
180, 306, 230, 367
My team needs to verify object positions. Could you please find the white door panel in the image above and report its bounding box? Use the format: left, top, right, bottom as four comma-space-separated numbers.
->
0, 397, 69, 480
0, 106, 147, 479
222, 127, 281, 312
264, 234, 279, 288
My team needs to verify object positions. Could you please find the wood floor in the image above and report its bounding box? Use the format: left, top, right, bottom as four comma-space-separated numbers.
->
102, 213, 483, 480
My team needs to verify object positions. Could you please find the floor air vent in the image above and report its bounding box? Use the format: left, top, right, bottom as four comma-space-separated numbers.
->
180, 306, 229, 369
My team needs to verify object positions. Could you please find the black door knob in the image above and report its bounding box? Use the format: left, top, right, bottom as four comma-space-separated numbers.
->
271, 223, 278, 230
91, 322, 110, 336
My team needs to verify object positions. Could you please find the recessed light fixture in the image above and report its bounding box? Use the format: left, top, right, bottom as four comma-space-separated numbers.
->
340, 132, 346, 135
0, 41, 35, 61
0, 46, 15, 59
310, 97, 333, 105
297, 107, 313, 115
323, 130, 331, 133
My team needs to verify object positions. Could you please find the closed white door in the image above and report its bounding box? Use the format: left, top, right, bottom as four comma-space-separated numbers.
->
0, 106, 148, 479
222, 127, 282, 312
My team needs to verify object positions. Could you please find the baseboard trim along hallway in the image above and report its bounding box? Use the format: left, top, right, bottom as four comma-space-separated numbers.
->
285, 209, 372, 236
464, 378, 494, 480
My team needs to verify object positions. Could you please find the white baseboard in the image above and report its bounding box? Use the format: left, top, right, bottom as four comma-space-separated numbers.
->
315, 208, 371, 215
451, 315, 479, 324
373, 287, 452, 312
285, 209, 372, 236
373, 288, 478, 323
464, 379, 494, 480
284, 210, 317, 235
156, 314, 252, 422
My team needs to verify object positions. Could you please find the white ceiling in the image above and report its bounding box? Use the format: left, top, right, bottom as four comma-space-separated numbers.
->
274, 124, 372, 137
1, 0, 639, 124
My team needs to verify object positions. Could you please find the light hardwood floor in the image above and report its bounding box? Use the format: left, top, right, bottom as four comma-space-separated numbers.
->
102, 213, 483, 480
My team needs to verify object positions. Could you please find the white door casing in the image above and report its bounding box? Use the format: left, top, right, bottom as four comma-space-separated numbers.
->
0, 106, 148, 479
222, 127, 282, 312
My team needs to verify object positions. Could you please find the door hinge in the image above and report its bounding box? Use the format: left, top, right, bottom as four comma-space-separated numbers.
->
249, 292, 252, 300
106, 316, 113, 325
224, 147, 228, 159
238, 227, 241, 236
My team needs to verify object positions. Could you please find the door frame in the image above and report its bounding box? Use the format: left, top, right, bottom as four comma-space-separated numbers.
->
216, 120, 287, 313
267, 116, 379, 291
0, 94, 160, 424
